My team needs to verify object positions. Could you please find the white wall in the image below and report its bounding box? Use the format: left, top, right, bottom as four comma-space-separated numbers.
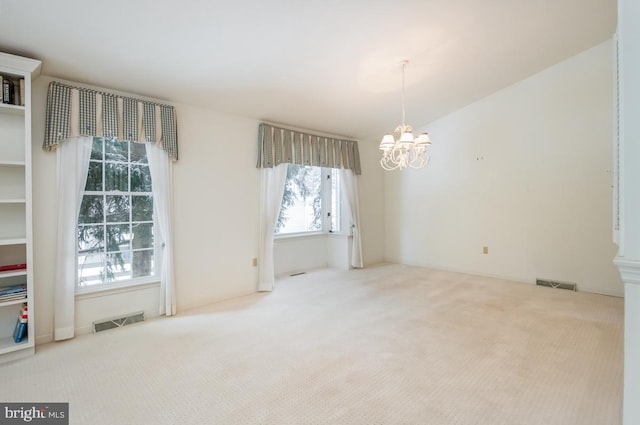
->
170, 103, 261, 311
30, 76, 263, 342
274, 235, 328, 275
274, 233, 353, 276
30, 76, 385, 343
356, 139, 386, 265
385, 40, 622, 296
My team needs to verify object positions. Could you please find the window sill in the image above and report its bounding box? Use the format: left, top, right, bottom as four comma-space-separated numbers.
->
75, 279, 160, 300
328, 231, 352, 238
274, 231, 326, 241
274, 231, 352, 241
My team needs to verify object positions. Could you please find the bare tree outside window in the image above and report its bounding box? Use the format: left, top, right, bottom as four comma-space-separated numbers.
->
276, 165, 322, 234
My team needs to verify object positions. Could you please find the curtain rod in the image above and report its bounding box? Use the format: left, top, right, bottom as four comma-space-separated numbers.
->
260, 120, 357, 142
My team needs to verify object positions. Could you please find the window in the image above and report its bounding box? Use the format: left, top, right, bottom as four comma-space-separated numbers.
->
77, 138, 156, 289
276, 164, 341, 235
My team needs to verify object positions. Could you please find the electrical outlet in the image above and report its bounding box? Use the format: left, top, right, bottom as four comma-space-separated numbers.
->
252, 258, 258, 267
483, 246, 489, 254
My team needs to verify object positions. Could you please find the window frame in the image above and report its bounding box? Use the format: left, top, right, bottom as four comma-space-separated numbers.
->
76, 137, 160, 294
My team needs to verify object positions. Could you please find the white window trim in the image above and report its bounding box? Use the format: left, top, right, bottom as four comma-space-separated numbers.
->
76, 138, 160, 292
76, 279, 160, 299
274, 231, 326, 241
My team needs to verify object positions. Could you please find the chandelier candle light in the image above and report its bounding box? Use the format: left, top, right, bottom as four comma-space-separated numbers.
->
379, 60, 432, 170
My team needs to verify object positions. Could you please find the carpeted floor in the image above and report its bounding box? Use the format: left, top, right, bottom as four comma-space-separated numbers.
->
0, 264, 624, 424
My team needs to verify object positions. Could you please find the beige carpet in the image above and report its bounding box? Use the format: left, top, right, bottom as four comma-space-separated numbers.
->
0, 264, 623, 424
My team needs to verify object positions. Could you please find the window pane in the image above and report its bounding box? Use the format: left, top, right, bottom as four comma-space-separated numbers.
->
90, 138, 103, 160
132, 223, 154, 249
132, 250, 154, 278
276, 165, 322, 234
131, 142, 148, 164
105, 162, 129, 191
132, 195, 153, 221
131, 165, 152, 192
85, 162, 103, 191
106, 195, 130, 222
106, 224, 131, 252
78, 225, 104, 252
106, 252, 132, 281
78, 253, 105, 287
79, 195, 104, 224
105, 139, 129, 162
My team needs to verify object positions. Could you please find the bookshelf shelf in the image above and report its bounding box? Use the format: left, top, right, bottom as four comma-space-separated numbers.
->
0, 269, 27, 279
0, 335, 29, 355
0, 52, 40, 363
0, 103, 25, 115
0, 161, 25, 167
0, 238, 26, 246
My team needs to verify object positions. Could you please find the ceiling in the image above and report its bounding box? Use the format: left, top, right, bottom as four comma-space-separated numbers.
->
0, 0, 616, 142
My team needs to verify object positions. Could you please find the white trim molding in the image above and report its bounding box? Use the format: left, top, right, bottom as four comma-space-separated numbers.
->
614, 257, 640, 285
0, 52, 41, 77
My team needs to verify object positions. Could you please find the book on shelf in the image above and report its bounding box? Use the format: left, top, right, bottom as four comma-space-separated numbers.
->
2, 77, 14, 104
0, 284, 26, 295
0, 264, 27, 272
0, 284, 27, 302
0, 294, 27, 303
1, 77, 24, 106
12, 303, 28, 343
19, 78, 25, 106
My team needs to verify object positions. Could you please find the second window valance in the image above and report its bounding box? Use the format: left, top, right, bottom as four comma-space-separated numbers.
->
257, 123, 361, 175
43, 81, 178, 160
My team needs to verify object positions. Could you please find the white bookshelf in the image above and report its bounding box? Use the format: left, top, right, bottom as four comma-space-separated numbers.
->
0, 52, 41, 363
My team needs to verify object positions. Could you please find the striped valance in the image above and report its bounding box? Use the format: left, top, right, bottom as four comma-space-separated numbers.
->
43, 81, 178, 160
257, 123, 361, 175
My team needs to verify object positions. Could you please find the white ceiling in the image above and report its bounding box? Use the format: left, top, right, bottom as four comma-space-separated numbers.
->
0, 0, 616, 142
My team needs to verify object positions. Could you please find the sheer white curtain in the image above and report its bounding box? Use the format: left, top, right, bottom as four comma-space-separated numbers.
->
146, 142, 176, 316
54, 136, 93, 341
258, 164, 288, 291
339, 169, 363, 268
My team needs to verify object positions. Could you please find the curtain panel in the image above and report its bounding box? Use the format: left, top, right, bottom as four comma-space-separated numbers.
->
146, 143, 177, 316
43, 81, 178, 160
53, 136, 93, 341
256, 123, 361, 175
258, 164, 289, 292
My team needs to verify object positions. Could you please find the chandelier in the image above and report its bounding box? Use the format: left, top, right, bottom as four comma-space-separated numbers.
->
379, 60, 432, 170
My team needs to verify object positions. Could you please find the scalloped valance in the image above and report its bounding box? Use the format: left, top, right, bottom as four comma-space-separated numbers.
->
43, 81, 178, 160
256, 123, 361, 175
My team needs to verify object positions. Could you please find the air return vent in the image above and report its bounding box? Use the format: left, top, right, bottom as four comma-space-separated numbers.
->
536, 279, 577, 291
93, 311, 145, 333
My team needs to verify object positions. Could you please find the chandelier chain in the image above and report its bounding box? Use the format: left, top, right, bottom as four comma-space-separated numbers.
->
401, 61, 406, 126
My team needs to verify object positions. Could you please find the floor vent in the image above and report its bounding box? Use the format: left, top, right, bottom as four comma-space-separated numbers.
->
93, 311, 145, 333
290, 272, 306, 277
536, 279, 577, 291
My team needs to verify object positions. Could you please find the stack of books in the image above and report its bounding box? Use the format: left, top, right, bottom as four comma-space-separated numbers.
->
13, 304, 28, 343
0, 284, 26, 303
0, 76, 25, 106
